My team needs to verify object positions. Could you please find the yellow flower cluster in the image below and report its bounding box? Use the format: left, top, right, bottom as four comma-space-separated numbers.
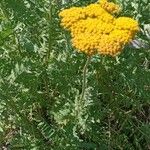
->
59, 0, 139, 56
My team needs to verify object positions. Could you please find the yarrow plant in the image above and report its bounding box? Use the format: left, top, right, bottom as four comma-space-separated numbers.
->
0, 0, 149, 149
59, 0, 140, 130
59, 0, 139, 56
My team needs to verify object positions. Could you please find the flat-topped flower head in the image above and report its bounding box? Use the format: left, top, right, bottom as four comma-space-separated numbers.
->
59, 0, 139, 56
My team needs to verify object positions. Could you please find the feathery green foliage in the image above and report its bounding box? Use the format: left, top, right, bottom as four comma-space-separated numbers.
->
0, 0, 150, 149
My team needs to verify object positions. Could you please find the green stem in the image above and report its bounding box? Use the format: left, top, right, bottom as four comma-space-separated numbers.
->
45, 0, 53, 66
80, 56, 91, 101
76, 56, 91, 121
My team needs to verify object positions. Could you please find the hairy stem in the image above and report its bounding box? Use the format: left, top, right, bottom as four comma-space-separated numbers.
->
80, 56, 91, 101
76, 56, 91, 121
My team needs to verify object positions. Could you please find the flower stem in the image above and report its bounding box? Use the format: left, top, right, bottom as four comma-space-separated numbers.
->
80, 56, 91, 103
76, 56, 91, 129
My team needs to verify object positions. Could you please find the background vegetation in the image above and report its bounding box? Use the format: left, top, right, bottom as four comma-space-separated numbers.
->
0, 0, 149, 149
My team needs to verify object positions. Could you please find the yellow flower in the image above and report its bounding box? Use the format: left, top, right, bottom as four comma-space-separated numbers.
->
59, 7, 86, 29
114, 17, 140, 32
72, 33, 100, 55
84, 4, 115, 23
97, 35, 122, 56
98, 0, 121, 14
59, 0, 139, 56
110, 30, 134, 44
